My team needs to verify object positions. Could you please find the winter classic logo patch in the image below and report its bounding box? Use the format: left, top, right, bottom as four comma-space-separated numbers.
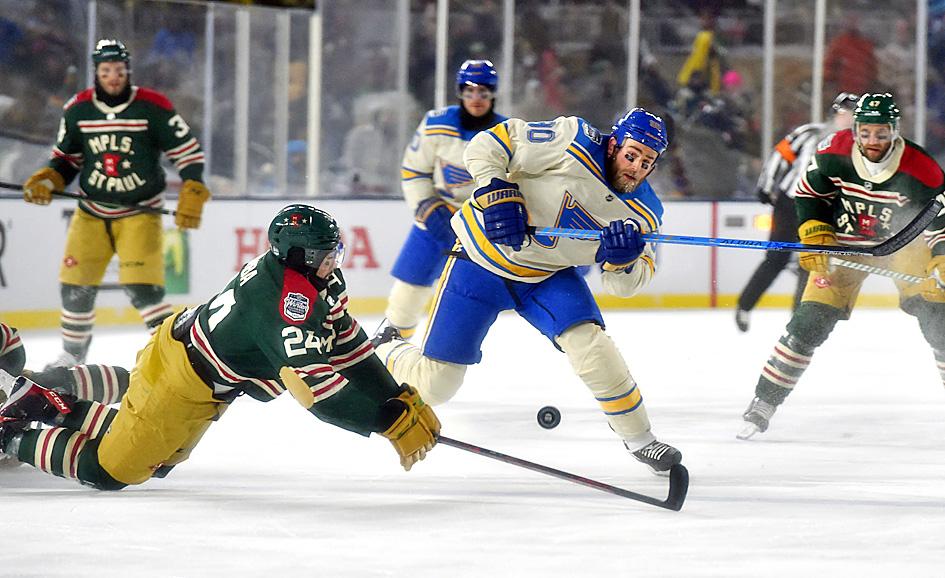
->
283, 292, 310, 322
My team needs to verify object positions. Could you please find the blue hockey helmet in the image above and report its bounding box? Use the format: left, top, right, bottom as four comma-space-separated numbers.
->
456, 59, 499, 93
611, 108, 669, 156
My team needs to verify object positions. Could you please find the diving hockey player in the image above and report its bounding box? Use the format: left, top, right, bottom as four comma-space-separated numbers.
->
739, 93, 945, 439
0, 205, 440, 489
383, 60, 507, 339
374, 107, 683, 475
22, 39, 211, 367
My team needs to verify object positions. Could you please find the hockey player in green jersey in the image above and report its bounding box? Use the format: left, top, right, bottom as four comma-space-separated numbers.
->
0, 205, 440, 489
739, 93, 945, 439
22, 39, 211, 368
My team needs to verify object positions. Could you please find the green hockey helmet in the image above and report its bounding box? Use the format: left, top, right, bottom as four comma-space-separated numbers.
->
854, 93, 900, 129
268, 204, 343, 268
92, 39, 130, 66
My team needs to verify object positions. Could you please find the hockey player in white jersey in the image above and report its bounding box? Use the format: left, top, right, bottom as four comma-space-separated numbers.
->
374, 108, 683, 474
382, 60, 508, 339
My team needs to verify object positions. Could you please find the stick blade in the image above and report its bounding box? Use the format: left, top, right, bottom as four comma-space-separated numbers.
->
664, 463, 689, 511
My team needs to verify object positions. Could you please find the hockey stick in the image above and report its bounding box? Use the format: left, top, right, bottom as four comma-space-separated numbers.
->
528, 192, 945, 257
279, 367, 688, 510
829, 257, 927, 284
437, 435, 689, 511
0, 180, 176, 216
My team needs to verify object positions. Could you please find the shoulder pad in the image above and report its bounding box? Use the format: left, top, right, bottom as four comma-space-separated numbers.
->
816, 129, 854, 156
426, 105, 462, 128
899, 140, 945, 189
134, 87, 175, 111
64, 89, 94, 111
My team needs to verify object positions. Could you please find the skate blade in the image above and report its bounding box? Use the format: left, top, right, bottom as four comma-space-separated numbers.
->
736, 422, 761, 440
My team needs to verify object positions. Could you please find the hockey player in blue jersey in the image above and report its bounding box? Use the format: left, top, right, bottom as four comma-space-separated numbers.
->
374, 107, 684, 475
382, 60, 508, 339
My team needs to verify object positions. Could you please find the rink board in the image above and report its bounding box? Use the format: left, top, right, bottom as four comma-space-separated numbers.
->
0, 198, 898, 327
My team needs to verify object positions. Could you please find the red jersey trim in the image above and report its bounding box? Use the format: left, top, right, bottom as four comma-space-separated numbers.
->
134, 87, 175, 111
898, 144, 945, 189
64, 89, 94, 111
817, 129, 854, 156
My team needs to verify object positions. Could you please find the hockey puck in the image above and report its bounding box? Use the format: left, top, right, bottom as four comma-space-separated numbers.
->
537, 405, 561, 429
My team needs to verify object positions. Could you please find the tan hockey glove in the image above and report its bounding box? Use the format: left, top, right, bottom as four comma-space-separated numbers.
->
920, 255, 945, 303
797, 220, 837, 273
23, 167, 65, 205
380, 384, 440, 471
176, 179, 211, 229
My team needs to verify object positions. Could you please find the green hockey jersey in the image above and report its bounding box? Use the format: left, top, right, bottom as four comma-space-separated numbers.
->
182, 253, 375, 405
795, 129, 945, 255
48, 86, 204, 219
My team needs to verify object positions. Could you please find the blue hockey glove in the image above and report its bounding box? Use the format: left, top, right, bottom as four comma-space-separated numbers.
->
473, 177, 527, 251
595, 220, 645, 272
415, 197, 457, 248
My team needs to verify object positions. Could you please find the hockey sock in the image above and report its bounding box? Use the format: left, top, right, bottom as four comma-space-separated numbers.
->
70, 365, 130, 404
57, 400, 118, 438
10, 428, 124, 489
60, 284, 99, 359
125, 284, 174, 333
755, 333, 814, 405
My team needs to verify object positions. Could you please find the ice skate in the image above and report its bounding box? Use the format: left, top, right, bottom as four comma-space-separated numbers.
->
737, 397, 777, 440
735, 308, 751, 332
627, 439, 682, 476
371, 318, 407, 349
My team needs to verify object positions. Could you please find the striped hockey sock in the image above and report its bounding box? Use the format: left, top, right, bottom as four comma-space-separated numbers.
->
755, 333, 815, 405
70, 365, 130, 405
58, 399, 118, 438
138, 302, 174, 333
61, 308, 94, 359
12, 426, 95, 481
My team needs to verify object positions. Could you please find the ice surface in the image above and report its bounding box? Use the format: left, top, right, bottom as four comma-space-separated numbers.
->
2, 309, 943, 577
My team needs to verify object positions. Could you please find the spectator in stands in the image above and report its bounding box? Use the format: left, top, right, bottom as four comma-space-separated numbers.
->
677, 10, 724, 99
824, 18, 877, 95
877, 18, 914, 119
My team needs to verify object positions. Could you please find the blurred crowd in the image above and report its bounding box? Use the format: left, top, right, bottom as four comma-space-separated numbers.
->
1, 0, 943, 199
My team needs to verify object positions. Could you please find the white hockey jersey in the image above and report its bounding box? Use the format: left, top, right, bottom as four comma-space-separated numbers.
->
455, 116, 663, 296
400, 105, 507, 211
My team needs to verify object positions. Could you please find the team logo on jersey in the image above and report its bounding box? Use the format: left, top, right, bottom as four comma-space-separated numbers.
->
441, 162, 474, 191
582, 123, 602, 145
102, 153, 121, 177
857, 214, 879, 238
283, 292, 310, 322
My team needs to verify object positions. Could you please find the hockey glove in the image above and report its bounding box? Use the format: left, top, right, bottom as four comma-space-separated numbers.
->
595, 220, 645, 272
473, 177, 528, 251
379, 384, 440, 471
920, 254, 945, 303
23, 167, 65, 206
797, 220, 837, 273
176, 179, 211, 229
415, 197, 457, 248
